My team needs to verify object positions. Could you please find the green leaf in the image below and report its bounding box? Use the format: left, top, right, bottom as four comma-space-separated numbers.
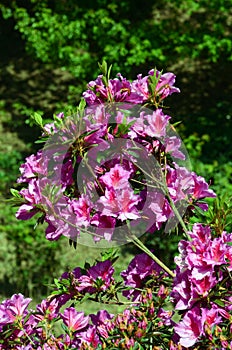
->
10, 188, 21, 198
214, 299, 225, 307
31, 112, 44, 128
78, 98, 86, 111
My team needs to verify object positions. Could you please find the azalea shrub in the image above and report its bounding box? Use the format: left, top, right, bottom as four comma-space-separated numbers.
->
1, 62, 232, 349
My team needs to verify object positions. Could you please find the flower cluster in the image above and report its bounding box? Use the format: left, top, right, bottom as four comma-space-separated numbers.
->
172, 223, 232, 348
14, 66, 215, 245
0, 255, 173, 349
3, 236, 231, 349
4, 63, 232, 349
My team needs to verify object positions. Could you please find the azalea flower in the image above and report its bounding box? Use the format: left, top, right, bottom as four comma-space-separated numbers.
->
174, 307, 204, 347
61, 308, 89, 332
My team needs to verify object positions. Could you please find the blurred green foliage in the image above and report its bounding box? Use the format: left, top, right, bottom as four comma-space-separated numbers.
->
0, 0, 231, 300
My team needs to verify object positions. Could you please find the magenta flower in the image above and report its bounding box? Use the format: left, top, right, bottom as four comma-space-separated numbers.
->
90, 213, 116, 242
17, 150, 47, 183
34, 299, 59, 322
79, 325, 100, 347
61, 308, 89, 332
88, 260, 114, 287
131, 69, 180, 103
78, 260, 114, 292
70, 194, 92, 227
193, 275, 217, 297
192, 173, 216, 202
174, 307, 204, 347
145, 109, 171, 138
83, 74, 143, 105
97, 187, 140, 221
0, 293, 32, 326
121, 253, 165, 300
150, 70, 180, 100
16, 178, 42, 220
100, 163, 132, 190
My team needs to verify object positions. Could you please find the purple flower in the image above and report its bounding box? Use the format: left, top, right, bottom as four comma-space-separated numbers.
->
70, 194, 92, 227
61, 308, 89, 332
0, 293, 32, 327
90, 213, 116, 242
171, 269, 199, 310
121, 253, 164, 300
34, 299, 59, 322
150, 69, 180, 100
79, 325, 100, 347
174, 307, 204, 347
97, 187, 141, 221
83, 74, 143, 105
164, 136, 185, 160
78, 260, 114, 292
43, 112, 64, 135
60, 158, 74, 187
100, 163, 132, 190
157, 308, 173, 326
16, 178, 42, 220
131, 69, 180, 103
90, 310, 114, 338
17, 150, 47, 183
145, 109, 171, 138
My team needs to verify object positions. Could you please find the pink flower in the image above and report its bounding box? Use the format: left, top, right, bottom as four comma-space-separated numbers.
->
79, 325, 100, 347
78, 260, 114, 292
83, 74, 143, 105
149, 191, 172, 227
131, 69, 180, 102
70, 194, 92, 227
166, 165, 194, 202
16, 178, 42, 220
131, 74, 150, 101
97, 187, 140, 221
145, 109, 171, 138
0, 294, 32, 326
192, 173, 216, 201
121, 253, 165, 300
174, 307, 204, 347
202, 307, 222, 330
17, 150, 47, 183
61, 308, 89, 332
164, 136, 185, 160
189, 223, 211, 244
100, 163, 132, 190
150, 70, 180, 100
193, 275, 217, 297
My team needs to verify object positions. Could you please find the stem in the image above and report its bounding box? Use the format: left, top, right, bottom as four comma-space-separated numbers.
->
131, 235, 175, 278
166, 194, 190, 238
